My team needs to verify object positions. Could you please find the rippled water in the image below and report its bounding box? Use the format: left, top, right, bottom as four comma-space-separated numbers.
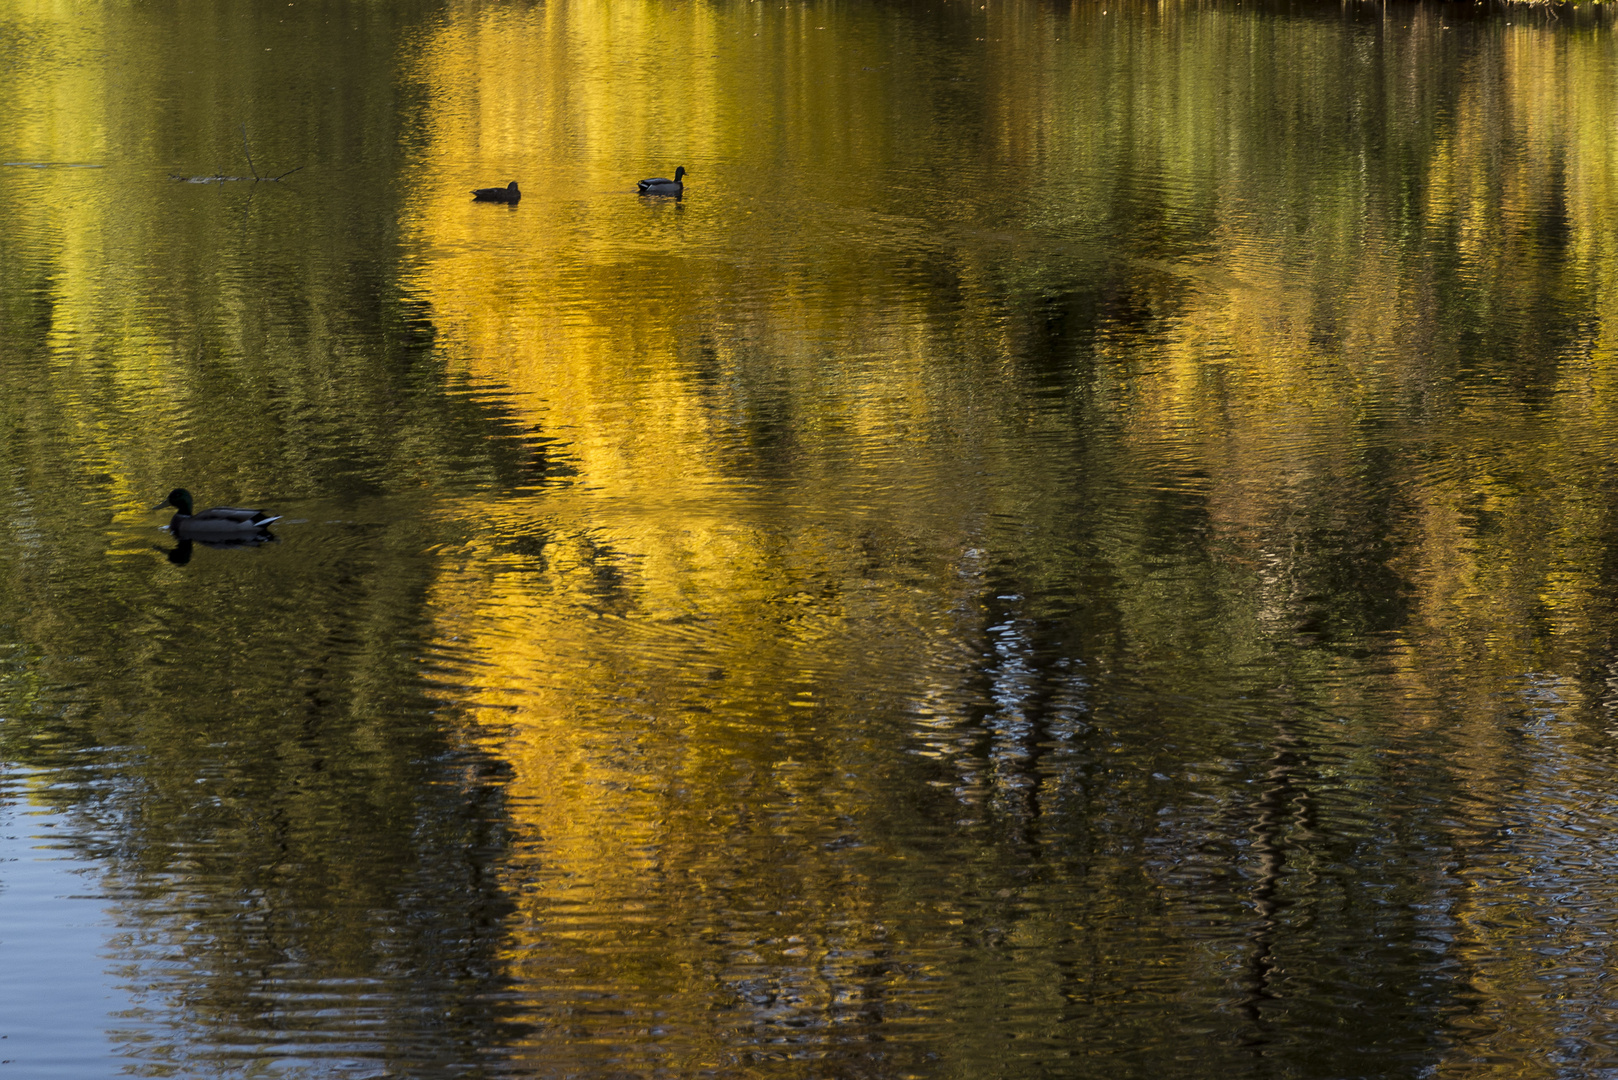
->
5, 0, 1618, 1075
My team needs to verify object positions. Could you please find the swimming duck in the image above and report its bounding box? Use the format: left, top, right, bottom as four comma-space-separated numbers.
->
637, 166, 685, 195
152, 489, 281, 537
472, 181, 521, 203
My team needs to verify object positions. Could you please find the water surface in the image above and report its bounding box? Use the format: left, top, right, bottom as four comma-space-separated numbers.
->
5, 0, 1618, 1075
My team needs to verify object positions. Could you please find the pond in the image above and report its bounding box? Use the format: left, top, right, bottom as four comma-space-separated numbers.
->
4, 0, 1618, 1075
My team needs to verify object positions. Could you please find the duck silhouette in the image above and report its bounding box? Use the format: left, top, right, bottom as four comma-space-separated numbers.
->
153, 489, 281, 539
472, 181, 521, 203
637, 166, 685, 196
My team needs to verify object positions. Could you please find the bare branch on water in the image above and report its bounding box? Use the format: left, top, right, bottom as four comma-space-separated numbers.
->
169, 127, 304, 184
240, 125, 260, 181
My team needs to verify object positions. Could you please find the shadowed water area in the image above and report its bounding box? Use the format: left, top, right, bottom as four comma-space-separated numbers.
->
4, 0, 1618, 1075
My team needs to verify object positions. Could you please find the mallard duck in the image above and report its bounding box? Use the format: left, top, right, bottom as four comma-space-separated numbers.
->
637, 166, 685, 195
472, 181, 521, 203
152, 489, 281, 537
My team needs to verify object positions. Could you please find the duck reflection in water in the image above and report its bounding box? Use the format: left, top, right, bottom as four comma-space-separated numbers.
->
156, 533, 277, 566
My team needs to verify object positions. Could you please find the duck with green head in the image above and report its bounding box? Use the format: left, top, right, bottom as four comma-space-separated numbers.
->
152, 489, 281, 537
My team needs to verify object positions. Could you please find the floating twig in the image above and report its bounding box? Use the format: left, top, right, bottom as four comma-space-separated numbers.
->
240, 125, 260, 180
169, 127, 304, 184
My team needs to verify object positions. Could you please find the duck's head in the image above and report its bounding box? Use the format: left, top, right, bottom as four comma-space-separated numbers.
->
507, 181, 520, 193
674, 166, 686, 181
152, 488, 193, 515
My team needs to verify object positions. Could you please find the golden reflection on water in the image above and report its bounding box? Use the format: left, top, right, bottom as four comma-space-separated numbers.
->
401, 0, 1618, 702
11, 0, 1618, 1071
385, 0, 1618, 1066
